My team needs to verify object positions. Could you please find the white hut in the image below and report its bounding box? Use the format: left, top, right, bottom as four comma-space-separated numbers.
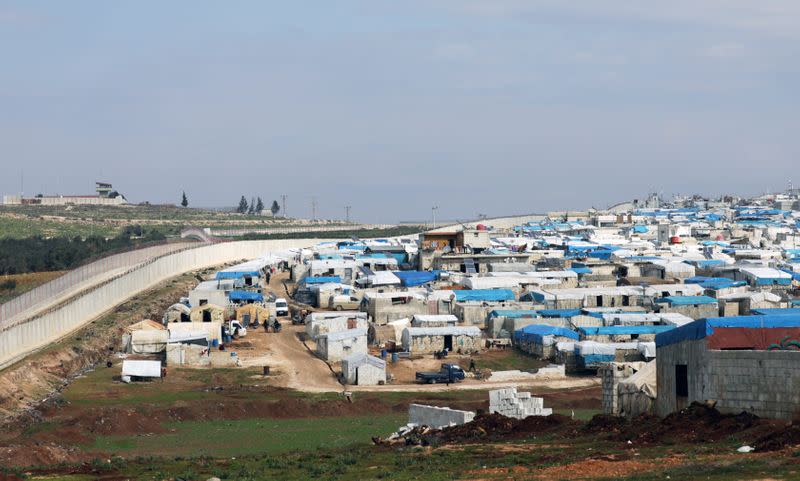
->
341, 353, 386, 385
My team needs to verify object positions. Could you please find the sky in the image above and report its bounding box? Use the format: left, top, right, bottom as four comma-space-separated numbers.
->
1, 1, 799, 223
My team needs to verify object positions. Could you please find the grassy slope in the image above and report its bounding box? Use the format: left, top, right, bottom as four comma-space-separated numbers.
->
0, 271, 66, 303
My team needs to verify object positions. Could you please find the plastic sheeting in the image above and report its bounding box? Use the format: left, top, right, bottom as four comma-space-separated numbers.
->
216, 271, 260, 280
656, 295, 718, 306
453, 289, 515, 302
488, 309, 539, 319
122, 360, 161, 378
579, 325, 675, 336
656, 314, 800, 347
515, 325, 579, 343
392, 271, 438, 287
303, 276, 342, 285
229, 290, 264, 302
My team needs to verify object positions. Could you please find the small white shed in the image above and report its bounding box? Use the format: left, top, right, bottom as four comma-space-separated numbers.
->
341, 353, 386, 385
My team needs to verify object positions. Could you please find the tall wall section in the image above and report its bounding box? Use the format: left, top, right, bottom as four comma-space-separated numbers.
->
0, 239, 331, 370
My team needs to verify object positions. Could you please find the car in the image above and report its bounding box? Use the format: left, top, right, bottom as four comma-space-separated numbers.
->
328, 294, 361, 311
274, 298, 289, 316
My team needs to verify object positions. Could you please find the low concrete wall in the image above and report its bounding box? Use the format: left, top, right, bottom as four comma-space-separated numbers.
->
0, 239, 333, 370
408, 403, 475, 429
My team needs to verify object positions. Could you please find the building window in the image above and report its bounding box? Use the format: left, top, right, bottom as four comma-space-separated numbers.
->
675, 364, 689, 398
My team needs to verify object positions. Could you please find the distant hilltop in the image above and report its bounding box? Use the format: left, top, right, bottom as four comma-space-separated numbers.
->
2, 181, 127, 206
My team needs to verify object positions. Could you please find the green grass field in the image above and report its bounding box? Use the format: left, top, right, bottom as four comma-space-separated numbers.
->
89, 415, 406, 458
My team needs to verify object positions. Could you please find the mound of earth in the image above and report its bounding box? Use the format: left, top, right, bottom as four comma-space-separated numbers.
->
432, 413, 579, 443
753, 422, 800, 452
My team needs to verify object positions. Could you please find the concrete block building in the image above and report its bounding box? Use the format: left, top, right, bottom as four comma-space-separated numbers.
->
316, 328, 368, 362
401, 326, 482, 354
655, 315, 800, 419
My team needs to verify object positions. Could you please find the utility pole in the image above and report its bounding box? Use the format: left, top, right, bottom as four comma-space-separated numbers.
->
312, 196, 317, 221
281, 194, 287, 217
345, 205, 351, 223
432, 205, 439, 229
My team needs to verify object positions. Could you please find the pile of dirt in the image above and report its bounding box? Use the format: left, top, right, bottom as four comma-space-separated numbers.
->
435, 413, 578, 443
582, 402, 763, 444
753, 422, 800, 452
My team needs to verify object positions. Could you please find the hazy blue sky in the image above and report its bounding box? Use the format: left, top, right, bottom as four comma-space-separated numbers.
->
1, 1, 798, 222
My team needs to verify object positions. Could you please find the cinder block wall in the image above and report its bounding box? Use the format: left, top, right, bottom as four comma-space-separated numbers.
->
656, 339, 800, 420
408, 403, 475, 428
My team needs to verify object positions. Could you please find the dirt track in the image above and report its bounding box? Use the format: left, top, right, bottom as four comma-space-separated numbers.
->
239, 325, 343, 392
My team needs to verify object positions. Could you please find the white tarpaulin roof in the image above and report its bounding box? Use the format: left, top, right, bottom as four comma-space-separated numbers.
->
121, 360, 162, 378
618, 360, 657, 398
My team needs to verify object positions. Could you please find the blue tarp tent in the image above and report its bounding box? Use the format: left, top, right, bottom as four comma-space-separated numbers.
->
392, 271, 438, 287
302, 276, 342, 285
538, 309, 582, 318
229, 290, 264, 302
656, 295, 718, 306
216, 270, 260, 280
579, 325, 675, 337
632, 225, 648, 233
656, 314, 800, 347
454, 289, 515, 302
488, 309, 539, 319
515, 325, 579, 342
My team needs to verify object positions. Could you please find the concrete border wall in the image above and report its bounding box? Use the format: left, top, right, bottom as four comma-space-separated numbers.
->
0, 239, 331, 370
0, 242, 193, 325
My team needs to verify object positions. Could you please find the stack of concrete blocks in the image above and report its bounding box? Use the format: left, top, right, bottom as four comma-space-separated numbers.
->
599, 363, 641, 415
408, 403, 476, 429
489, 387, 552, 419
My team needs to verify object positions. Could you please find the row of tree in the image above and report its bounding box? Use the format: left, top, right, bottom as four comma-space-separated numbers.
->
178, 192, 280, 216
237, 196, 280, 215
0, 228, 166, 275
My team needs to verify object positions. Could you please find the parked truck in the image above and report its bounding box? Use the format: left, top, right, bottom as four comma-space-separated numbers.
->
415, 363, 466, 384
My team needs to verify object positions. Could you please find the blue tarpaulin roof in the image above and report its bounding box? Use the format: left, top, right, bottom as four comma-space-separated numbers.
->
683, 276, 746, 290
515, 325, 579, 342
229, 290, 264, 302
656, 315, 800, 347
656, 295, 718, 306
538, 308, 582, 318
568, 266, 592, 274
392, 270, 438, 287
632, 225, 649, 233
579, 325, 675, 336
302, 276, 341, 285
684, 259, 726, 268
488, 309, 539, 319
750, 308, 800, 316
216, 271, 260, 280
454, 289, 515, 302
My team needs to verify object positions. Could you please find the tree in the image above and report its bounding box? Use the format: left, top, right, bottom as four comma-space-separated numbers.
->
181, 191, 188, 208
237, 196, 249, 214
271, 200, 280, 216
248, 197, 256, 215
255, 197, 264, 213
